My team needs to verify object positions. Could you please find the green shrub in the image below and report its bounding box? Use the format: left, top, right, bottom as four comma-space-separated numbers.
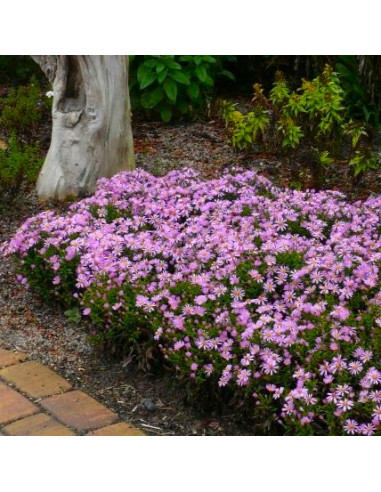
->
129, 55, 235, 122
349, 149, 381, 179
220, 65, 380, 188
0, 134, 43, 199
0, 76, 51, 134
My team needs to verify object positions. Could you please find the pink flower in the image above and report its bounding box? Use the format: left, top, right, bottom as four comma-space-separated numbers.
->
343, 419, 358, 435
371, 405, 381, 422
8, 166, 381, 435
195, 295, 208, 305
237, 369, 251, 386
337, 398, 354, 412
366, 367, 381, 385
331, 305, 350, 321
360, 423, 377, 436
348, 361, 363, 375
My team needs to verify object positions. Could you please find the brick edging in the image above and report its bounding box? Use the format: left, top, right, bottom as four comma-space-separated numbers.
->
0, 348, 145, 436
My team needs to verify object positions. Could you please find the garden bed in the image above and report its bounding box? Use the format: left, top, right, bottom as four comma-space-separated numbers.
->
2, 118, 381, 435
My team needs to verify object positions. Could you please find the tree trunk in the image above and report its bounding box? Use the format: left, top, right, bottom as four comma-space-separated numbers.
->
32, 55, 135, 201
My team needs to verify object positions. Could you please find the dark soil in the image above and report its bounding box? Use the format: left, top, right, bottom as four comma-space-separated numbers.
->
1, 115, 381, 435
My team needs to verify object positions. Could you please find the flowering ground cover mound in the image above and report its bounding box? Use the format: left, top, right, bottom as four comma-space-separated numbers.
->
3, 167, 381, 435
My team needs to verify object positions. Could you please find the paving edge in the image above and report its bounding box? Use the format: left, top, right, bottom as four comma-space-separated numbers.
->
0, 348, 145, 436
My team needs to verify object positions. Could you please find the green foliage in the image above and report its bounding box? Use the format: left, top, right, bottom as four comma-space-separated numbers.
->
276, 251, 304, 269
222, 65, 348, 154
336, 55, 380, 127
169, 281, 202, 297
83, 281, 154, 356
286, 220, 312, 238
64, 307, 82, 324
318, 151, 334, 167
129, 55, 235, 122
0, 78, 49, 203
0, 56, 45, 85
343, 120, 368, 150
21, 244, 79, 308
349, 149, 380, 178
223, 84, 271, 151
220, 65, 376, 187
269, 71, 291, 107
215, 55, 381, 129
277, 117, 303, 149
0, 77, 50, 133
0, 134, 43, 198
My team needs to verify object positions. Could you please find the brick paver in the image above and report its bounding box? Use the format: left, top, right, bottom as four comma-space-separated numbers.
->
41, 390, 118, 432
88, 422, 145, 436
0, 348, 144, 436
0, 382, 38, 425
2, 413, 76, 436
0, 361, 72, 398
0, 348, 27, 368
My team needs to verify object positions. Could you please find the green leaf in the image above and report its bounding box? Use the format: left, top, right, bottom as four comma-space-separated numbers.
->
170, 70, 190, 85
195, 65, 207, 83
187, 82, 200, 101
163, 78, 177, 103
165, 61, 182, 71
140, 87, 164, 109
143, 59, 160, 69
202, 55, 217, 64
137, 66, 156, 89
194, 56, 203, 65
219, 69, 235, 81
157, 69, 168, 84
160, 105, 172, 122
354, 165, 362, 177
203, 74, 214, 87
156, 62, 166, 74
178, 55, 192, 62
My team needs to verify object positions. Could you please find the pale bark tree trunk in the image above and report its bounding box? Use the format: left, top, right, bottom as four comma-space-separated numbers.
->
32, 55, 135, 201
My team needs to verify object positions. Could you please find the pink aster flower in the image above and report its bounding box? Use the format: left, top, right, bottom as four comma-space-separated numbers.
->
372, 405, 381, 422
237, 369, 251, 386
273, 387, 284, 399
282, 400, 295, 415
348, 361, 363, 375
337, 398, 354, 412
370, 390, 381, 403
365, 367, 381, 386
343, 419, 358, 435
195, 295, 208, 305
331, 305, 350, 321
203, 364, 214, 376
359, 423, 377, 436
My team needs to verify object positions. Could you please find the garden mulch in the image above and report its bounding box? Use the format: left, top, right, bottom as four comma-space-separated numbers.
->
1, 117, 381, 436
